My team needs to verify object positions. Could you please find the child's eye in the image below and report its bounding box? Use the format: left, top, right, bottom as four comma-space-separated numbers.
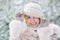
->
28, 16, 30, 18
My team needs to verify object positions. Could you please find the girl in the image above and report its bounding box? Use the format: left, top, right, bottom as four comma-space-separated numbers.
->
9, 3, 60, 40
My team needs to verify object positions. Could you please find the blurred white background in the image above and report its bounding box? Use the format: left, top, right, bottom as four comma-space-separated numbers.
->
0, 0, 60, 40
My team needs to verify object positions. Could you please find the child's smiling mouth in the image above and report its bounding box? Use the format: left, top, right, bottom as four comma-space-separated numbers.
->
30, 22, 37, 26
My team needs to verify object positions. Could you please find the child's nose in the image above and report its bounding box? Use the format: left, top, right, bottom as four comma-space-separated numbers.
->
30, 18, 35, 22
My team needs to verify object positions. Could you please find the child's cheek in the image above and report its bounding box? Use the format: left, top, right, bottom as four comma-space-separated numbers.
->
27, 19, 31, 25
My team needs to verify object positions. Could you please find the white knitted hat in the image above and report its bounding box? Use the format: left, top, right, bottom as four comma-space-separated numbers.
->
23, 3, 45, 19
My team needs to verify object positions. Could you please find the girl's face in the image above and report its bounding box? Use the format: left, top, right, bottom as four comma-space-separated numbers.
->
24, 15, 40, 28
